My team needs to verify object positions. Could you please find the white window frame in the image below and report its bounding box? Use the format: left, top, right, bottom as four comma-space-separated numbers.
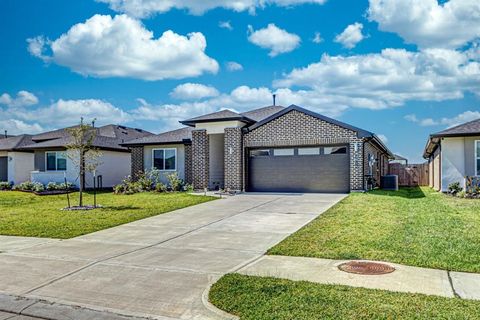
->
152, 148, 177, 171
45, 151, 67, 172
475, 140, 480, 176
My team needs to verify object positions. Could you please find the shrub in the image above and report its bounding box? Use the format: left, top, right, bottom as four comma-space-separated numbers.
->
448, 182, 463, 195
114, 176, 140, 195
184, 184, 194, 192
155, 182, 168, 193
14, 181, 36, 191
46, 181, 74, 191
167, 172, 184, 191
136, 172, 154, 192
33, 183, 44, 192
0, 181, 12, 190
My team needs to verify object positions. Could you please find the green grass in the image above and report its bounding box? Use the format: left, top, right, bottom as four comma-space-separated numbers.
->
0, 191, 216, 239
268, 187, 480, 273
210, 274, 480, 320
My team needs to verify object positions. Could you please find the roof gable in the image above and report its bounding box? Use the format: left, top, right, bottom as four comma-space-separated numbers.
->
246, 104, 374, 138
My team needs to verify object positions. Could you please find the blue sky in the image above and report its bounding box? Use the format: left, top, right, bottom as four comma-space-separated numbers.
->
0, 0, 479, 162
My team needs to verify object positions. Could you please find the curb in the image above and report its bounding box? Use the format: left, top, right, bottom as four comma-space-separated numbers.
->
0, 293, 155, 320
201, 284, 239, 320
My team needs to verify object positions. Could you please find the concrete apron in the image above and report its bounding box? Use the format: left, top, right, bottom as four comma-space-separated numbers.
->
237, 255, 480, 300
0, 193, 346, 320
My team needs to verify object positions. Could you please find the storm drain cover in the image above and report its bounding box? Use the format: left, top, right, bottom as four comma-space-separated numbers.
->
338, 261, 395, 275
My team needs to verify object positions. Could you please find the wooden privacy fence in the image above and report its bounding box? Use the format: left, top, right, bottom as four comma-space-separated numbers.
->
388, 163, 429, 187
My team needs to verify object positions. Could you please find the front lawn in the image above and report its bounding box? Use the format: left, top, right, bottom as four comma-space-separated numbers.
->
210, 274, 480, 320
0, 191, 215, 238
268, 187, 480, 273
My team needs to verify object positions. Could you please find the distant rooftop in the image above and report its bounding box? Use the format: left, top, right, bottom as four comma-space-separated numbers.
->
431, 118, 480, 137
0, 135, 34, 151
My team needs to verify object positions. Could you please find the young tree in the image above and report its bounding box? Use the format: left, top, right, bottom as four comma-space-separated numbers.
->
66, 119, 102, 207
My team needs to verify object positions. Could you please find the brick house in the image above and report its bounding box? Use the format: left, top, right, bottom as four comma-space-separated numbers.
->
123, 105, 393, 193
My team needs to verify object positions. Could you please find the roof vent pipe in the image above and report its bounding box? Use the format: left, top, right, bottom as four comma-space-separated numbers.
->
273, 94, 276, 106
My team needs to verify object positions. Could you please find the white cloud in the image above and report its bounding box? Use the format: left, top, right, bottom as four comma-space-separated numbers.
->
170, 83, 219, 100
98, 0, 326, 18
0, 119, 44, 135
27, 14, 219, 81
0, 91, 39, 108
335, 22, 365, 49
312, 32, 323, 44
248, 23, 301, 57
275, 48, 480, 110
226, 61, 244, 72
377, 134, 388, 144
1, 99, 132, 129
404, 114, 419, 123
405, 111, 480, 128
219, 21, 233, 30
368, 0, 480, 49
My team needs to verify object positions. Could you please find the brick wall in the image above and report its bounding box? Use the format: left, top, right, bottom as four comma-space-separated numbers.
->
364, 141, 390, 187
244, 110, 365, 191
184, 144, 192, 184
191, 130, 209, 189
224, 127, 243, 191
131, 146, 144, 181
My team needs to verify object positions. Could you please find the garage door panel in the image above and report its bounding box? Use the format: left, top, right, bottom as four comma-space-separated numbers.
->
248, 147, 349, 193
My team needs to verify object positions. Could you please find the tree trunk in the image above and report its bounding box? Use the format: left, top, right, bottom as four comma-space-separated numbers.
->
79, 151, 84, 207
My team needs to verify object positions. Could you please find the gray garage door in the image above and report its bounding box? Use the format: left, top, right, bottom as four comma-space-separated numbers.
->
0, 157, 7, 182
247, 145, 350, 193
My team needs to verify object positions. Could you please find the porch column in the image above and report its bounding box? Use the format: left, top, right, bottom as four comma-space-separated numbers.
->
192, 129, 209, 190
224, 127, 243, 192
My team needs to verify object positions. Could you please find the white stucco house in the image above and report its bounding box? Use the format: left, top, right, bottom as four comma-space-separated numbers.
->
424, 118, 480, 192
0, 134, 35, 184
17, 125, 152, 189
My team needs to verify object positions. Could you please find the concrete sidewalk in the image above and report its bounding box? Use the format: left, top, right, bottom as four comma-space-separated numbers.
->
238, 255, 480, 300
0, 193, 346, 320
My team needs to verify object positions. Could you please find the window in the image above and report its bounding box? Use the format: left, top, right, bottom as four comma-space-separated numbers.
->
45, 152, 67, 171
476, 141, 480, 175
298, 147, 320, 155
324, 146, 347, 155
250, 149, 270, 157
152, 148, 176, 171
273, 148, 294, 156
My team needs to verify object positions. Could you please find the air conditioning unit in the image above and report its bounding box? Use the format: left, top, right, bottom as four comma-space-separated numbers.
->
380, 175, 398, 191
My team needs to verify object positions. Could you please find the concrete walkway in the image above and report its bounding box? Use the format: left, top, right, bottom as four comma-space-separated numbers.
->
238, 255, 480, 300
0, 193, 346, 320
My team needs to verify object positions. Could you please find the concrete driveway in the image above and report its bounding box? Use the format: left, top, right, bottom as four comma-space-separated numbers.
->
0, 193, 346, 320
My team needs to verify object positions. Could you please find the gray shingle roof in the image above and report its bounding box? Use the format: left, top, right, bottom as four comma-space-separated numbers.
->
241, 105, 285, 122
180, 109, 255, 126
431, 118, 480, 137
122, 127, 193, 146
32, 125, 151, 142
22, 125, 152, 151
0, 135, 34, 151
424, 118, 480, 158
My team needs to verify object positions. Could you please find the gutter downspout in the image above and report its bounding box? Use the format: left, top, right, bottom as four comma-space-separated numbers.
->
362, 139, 366, 191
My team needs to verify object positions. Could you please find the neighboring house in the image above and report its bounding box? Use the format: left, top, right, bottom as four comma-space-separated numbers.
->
20, 125, 152, 188
0, 135, 35, 184
424, 118, 480, 192
123, 105, 393, 193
